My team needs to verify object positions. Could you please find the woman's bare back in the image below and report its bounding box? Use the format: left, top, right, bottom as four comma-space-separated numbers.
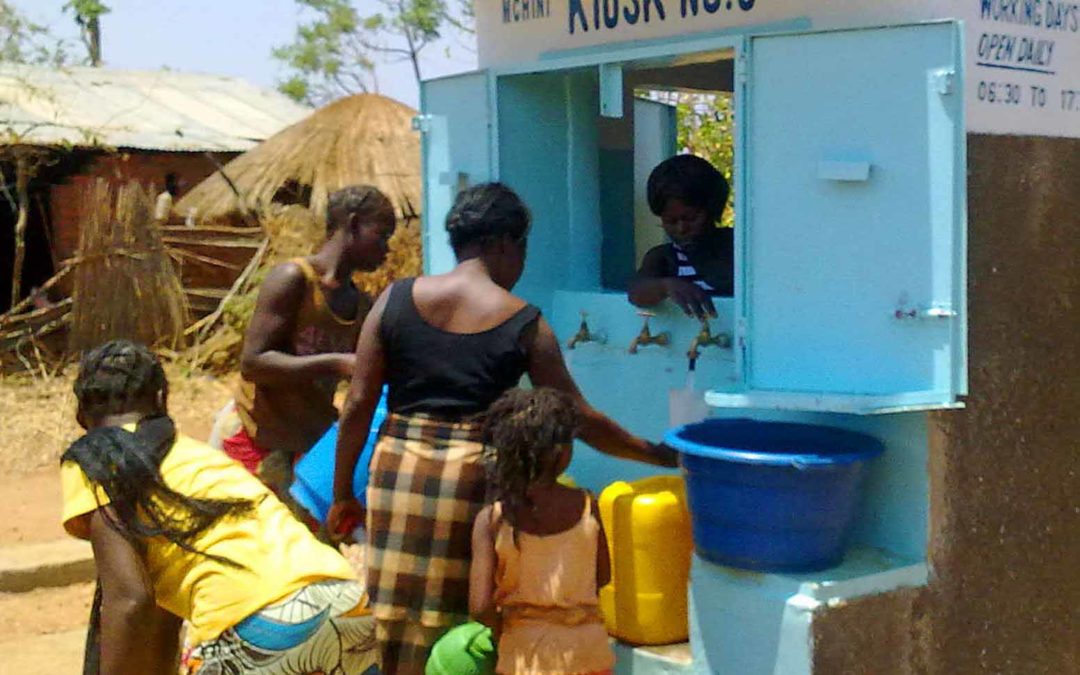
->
411, 267, 529, 335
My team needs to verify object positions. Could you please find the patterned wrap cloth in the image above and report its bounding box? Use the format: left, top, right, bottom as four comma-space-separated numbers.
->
365, 413, 488, 674
183, 580, 377, 675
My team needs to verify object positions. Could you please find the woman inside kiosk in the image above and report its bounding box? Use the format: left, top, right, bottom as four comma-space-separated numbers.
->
628, 154, 733, 319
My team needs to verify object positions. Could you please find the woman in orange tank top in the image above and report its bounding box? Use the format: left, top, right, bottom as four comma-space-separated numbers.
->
469, 388, 615, 675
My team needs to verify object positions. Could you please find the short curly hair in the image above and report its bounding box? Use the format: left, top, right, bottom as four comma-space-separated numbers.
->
445, 183, 530, 253
326, 185, 395, 235
646, 155, 729, 224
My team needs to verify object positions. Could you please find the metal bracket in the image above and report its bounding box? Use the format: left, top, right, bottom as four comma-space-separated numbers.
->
599, 63, 624, 118
412, 115, 432, 133
931, 70, 956, 96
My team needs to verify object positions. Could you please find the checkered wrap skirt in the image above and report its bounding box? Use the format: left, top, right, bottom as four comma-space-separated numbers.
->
365, 413, 487, 671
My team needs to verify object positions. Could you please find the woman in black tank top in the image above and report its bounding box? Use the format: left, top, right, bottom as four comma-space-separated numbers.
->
330, 183, 676, 674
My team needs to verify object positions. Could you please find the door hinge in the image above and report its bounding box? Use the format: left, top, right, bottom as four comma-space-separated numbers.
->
932, 70, 956, 96
412, 115, 432, 133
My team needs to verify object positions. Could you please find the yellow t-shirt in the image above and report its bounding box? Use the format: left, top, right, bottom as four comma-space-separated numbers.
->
60, 429, 357, 644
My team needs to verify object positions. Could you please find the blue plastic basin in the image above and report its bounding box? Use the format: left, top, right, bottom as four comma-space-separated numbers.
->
665, 418, 884, 573
290, 387, 388, 524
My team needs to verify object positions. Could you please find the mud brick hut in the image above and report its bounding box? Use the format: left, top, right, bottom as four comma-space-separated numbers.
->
0, 63, 310, 315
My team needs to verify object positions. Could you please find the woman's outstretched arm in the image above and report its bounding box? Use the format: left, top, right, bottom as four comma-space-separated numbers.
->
526, 318, 677, 467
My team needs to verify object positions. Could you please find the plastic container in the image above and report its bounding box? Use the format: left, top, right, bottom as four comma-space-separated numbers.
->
666, 418, 885, 573
290, 387, 388, 524
598, 475, 692, 645
426, 622, 495, 675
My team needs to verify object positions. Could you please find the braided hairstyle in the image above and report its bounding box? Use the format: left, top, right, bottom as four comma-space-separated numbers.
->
63, 340, 254, 566
647, 154, 730, 225
482, 388, 579, 533
445, 183, 531, 254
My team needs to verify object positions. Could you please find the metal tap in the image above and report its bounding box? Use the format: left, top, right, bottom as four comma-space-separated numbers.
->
567, 311, 598, 350
628, 311, 670, 354
687, 318, 732, 368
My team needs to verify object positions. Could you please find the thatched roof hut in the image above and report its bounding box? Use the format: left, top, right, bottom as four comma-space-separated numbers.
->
175, 93, 420, 226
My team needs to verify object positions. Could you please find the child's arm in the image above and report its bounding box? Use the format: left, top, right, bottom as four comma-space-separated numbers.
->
90, 509, 183, 675
590, 494, 612, 589
469, 505, 500, 630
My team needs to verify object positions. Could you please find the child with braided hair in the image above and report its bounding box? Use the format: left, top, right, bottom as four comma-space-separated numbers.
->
469, 387, 615, 675
60, 340, 377, 675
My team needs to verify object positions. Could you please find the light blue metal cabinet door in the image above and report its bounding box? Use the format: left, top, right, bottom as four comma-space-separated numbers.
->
742, 22, 966, 410
419, 71, 492, 275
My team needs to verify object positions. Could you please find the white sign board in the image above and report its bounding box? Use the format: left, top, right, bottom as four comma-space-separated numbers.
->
477, 0, 1080, 138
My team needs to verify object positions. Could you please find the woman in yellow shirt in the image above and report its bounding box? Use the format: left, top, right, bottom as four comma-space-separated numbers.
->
61, 340, 377, 674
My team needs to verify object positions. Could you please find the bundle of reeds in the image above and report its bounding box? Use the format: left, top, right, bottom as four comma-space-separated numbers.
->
69, 179, 189, 353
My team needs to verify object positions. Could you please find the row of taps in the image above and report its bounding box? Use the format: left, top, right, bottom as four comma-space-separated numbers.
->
566, 310, 732, 365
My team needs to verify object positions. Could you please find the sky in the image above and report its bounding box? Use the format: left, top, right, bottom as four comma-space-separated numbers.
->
11, 0, 477, 109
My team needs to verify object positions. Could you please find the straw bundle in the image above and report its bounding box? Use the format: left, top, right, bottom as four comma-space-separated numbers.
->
175, 94, 421, 227
69, 180, 189, 353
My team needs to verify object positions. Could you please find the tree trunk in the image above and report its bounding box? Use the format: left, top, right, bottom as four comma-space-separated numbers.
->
404, 29, 422, 86
10, 157, 29, 308
88, 16, 102, 66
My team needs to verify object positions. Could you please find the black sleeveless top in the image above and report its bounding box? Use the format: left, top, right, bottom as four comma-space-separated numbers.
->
379, 278, 542, 416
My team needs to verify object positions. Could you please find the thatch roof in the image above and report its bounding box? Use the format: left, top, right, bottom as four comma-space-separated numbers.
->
175, 93, 420, 225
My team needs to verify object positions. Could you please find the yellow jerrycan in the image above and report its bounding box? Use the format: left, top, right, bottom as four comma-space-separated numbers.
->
598, 475, 692, 645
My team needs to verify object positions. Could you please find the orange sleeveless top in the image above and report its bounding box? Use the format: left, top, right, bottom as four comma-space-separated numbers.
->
235, 258, 367, 456
492, 496, 615, 675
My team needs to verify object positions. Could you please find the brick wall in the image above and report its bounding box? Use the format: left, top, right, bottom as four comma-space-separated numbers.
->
49, 150, 237, 262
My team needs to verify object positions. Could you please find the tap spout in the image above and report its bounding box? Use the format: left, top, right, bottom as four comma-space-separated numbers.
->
567, 311, 596, 350
687, 319, 732, 365
628, 311, 670, 354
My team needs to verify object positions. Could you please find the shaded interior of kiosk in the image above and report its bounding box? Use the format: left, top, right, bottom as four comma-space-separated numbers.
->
498, 50, 737, 303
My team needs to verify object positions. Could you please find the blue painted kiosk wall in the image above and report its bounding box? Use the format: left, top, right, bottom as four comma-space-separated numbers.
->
420, 17, 976, 675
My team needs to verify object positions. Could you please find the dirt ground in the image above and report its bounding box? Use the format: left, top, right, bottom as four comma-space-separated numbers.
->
0, 365, 233, 476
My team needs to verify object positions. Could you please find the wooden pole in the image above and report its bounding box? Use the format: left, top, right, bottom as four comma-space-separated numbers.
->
10, 155, 29, 308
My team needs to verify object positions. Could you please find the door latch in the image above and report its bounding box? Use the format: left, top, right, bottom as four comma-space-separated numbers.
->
894, 304, 957, 320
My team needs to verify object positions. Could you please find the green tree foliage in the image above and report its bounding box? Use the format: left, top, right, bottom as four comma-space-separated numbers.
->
363, 0, 445, 84
275, 0, 457, 106
0, 0, 71, 66
676, 93, 736, 227
273, 0, 375, 105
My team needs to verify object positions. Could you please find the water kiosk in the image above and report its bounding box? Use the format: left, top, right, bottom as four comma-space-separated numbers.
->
419, 2, 1080, 672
